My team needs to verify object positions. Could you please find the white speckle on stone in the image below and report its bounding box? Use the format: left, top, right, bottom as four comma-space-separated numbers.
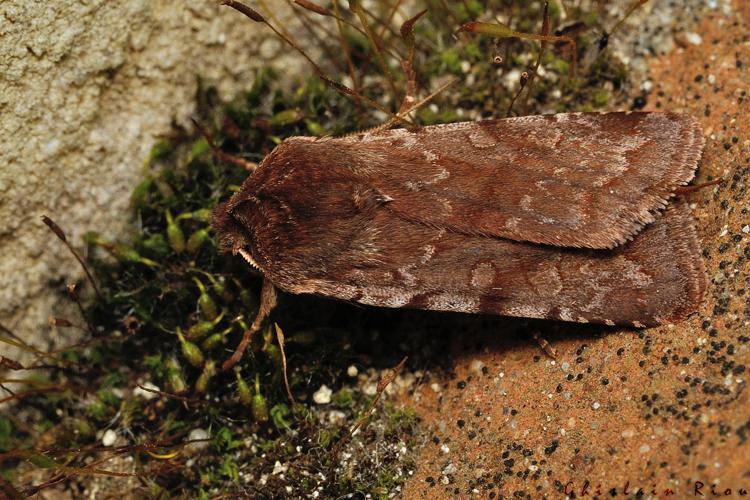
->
742, 225, 749, 234
684, 32, 703, 45
328, 410, 346, 425
272, 461, 288, 475
592, 402, 601, 410
133, 381, 159, 400
639, 444, 651, 454
43, 138, 61, 156
470, 359, 485, 374
346, 365, 358, 377
641, 80, 653, 92
503, 68, 522, 89
622, 429, 635, 439
363, 383, 378, 396
101, 429, 117, 447
187, 428, 210, 452
430, 382, 441, 393
561, 362, 570, 372
442, 462, 456, 475
707, 74, 716, 84
313, 385, 332, 404
440, 444, 450, 454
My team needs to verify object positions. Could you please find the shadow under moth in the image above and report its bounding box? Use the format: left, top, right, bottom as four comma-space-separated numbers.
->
212, 111, 707, 366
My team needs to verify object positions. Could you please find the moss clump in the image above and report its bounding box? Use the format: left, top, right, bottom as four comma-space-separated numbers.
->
1, 1, 639, 497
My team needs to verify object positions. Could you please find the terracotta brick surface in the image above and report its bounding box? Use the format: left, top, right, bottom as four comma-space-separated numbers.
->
402, 3, 750, 498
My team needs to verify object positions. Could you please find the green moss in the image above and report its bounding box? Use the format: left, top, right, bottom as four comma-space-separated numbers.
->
593, 89, 611, 107
440, 48, 462, 74
0, 417, 13, 452
331, 388, 354, 409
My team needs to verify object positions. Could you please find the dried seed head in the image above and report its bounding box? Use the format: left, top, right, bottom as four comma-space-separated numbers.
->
221, 0, 265, 23
41, 215, 67, 242
49, 316, 74, 328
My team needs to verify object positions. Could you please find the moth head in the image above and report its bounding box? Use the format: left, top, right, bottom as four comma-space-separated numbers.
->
210, 145, 292, 274
211, 137, 365, 281
212, 201, 250, 257
211, 196, 267, 272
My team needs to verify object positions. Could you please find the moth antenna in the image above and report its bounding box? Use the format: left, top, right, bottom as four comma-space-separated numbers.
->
41, 215, 103, 301
221, 1, 417, 127
190, 117, 257, 172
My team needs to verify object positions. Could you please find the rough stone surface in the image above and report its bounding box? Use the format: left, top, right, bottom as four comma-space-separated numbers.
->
0, 1, 302, 355
402, 1, 750, 497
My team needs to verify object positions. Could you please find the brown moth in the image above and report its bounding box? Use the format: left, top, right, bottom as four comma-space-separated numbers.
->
213, 111, 706, 339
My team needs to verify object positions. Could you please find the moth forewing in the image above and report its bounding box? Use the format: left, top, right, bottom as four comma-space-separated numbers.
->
213, 111, 706, 335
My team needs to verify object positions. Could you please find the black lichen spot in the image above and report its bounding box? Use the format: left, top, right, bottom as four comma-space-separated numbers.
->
544, 440, 559, 456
